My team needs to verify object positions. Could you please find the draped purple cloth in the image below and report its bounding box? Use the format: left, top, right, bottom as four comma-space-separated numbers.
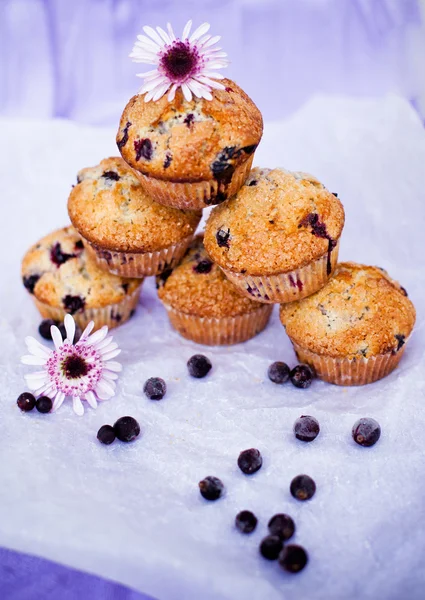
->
0, 547, 154, 600
0, 0, 423, 125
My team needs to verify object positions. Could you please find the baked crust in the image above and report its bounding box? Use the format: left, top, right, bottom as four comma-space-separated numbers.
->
21, 226, 140, 309
67, 157, 201, 253
116, 79, 263, 182
279, 263, 416, 358
204, 167, 345, 275
157, 235, 264, 318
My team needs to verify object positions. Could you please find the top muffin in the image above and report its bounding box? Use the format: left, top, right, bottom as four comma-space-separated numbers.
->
116, 79, 263, 183
204, 167, 345, 275
279, 263, 416, 358
67, 157, 201, 253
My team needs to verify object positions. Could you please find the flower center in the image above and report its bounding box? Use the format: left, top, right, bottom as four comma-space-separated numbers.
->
62, 354, 89, 379
160, 41, 200, 81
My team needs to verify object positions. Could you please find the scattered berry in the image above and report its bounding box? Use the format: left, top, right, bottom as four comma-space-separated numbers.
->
238, 448, 263, 475
290, 365, 314, 389
113, 416, 140, 442
352, 418, 381, 447
268, 513, 295, 541
278, 544, 308, 573
268, 361, 290, 384
38, 319, 57, 340
294, 415, 320, 442
290, 474, 316, 501
187, 355, 212, 379
199, 476, 224, 501
143, 377, 167, 400
36, 396, 52, 413
17, 392, 36, 412
97, 425, 116, 445
235, 510, 258, 534
259, 535, 283, 560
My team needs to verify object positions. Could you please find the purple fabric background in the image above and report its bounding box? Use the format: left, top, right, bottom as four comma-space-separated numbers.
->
0, 0, 424, 124
0, 1, 424, 599
0, 547, 153, 600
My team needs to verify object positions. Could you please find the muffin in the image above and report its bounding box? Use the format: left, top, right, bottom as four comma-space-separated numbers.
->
22, 226, 142, 331
279, 263, 416, 386
116, 80, 263, 210
156, 235, 272, 345
68, 157, 201, 277
204, 167, 345, 304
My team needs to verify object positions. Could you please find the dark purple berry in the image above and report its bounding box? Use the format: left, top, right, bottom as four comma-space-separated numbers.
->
400, 286, 408, 296
268, 361, 290, 384
117, 121, 131, 150
268, 513, 295, 541
143, 377, 166, 400
187, 355, 212, 379
199, 476, 224, 501
216, 228, 230, 248
17, 392, 36, 412
134, 138, 153, 161
290, 365, 314, 389
97, 424, 116, 445
63, 295, 85, 314
235, 510, 258, 534
163, 153, 172, 169
23, 274, 40, 294
74, 240, 84, 251
294, 415, 320, 442
332, 192, 338, 197
184, 113, 194, 127
193, 259, 213, 274
248, 180, 257, 186
102, 171, 120, 181
156, 268, 173, 289
238, 448, 262, 475
290, 474, 316, 501
211, 147, 241, 183
38, 319, 57, 340
279, 544, 308, 573
259, 536, 283, 560
50, 243, 75, 267
394, 334, 405, 351
352, 418, 381, 447
36, 396, 52, 413
113, 416, 140, 442
242, 144, 257, 154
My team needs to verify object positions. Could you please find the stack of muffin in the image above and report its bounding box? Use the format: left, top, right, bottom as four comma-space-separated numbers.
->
22, 78, 415, 386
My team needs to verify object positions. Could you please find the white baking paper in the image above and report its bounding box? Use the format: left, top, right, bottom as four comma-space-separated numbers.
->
0, 94, 424, 600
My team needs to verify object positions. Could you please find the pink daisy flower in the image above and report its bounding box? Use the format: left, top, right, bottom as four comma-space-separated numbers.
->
21, 315, 122, 416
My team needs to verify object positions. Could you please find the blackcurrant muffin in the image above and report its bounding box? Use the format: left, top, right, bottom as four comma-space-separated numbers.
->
68, 157, 201, 277
279, 263, 416, 385
156, 235, 272, 345
22, 226, 142, 331
116, 80, 263, 210
204, 167, 345, 304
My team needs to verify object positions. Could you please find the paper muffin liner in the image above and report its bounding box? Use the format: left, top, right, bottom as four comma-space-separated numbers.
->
292, 341, 407, 386
84, 235, 194, 278
32, 285, 142, 332
163, 303, 273, 346
221, 240, 340, 305
132, 155, 254, 211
